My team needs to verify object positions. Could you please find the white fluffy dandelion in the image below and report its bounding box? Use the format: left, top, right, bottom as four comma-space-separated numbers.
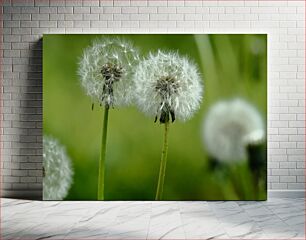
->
203, 99, 265, 163
78, 37, 140, 107
133, 50, 203, 200
133, 50, 203, 123
78, 37, 139, 200
43, 136, 73, 200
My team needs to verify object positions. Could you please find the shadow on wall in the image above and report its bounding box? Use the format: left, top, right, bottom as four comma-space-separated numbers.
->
9, 38, 43, 200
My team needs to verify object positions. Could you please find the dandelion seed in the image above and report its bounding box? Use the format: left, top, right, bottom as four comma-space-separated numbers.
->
202, 98, 265, 163
43, 136, 73, 200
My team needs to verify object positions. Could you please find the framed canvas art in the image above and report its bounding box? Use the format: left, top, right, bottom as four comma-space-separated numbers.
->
43, 34, 267, 200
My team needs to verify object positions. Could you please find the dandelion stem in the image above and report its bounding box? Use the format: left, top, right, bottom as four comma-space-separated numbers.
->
97, 105, 109, 200
155, 120, 170, 200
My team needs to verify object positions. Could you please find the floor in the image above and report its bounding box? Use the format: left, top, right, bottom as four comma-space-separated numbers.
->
2, 198, 305, 239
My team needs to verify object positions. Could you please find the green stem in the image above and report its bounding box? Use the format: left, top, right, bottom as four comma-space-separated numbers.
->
155, 121, 170, 200
97, 105, 109, 200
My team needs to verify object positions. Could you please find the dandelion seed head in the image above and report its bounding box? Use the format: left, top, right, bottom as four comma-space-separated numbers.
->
202, 99, 265, 163
43, 136, 73, 200
133, 50, 203, 122
78, 37, 140, 107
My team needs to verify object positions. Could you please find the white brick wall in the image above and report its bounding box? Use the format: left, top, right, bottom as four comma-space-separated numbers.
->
1, 0, 305, 198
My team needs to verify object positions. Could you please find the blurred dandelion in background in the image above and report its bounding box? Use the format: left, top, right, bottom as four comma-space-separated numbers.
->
202, 98, 265, 163
43, 135, 73, 200
134, 50, 203, 200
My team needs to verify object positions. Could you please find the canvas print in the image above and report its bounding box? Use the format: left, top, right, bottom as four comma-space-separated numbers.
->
43, 34, 267, 200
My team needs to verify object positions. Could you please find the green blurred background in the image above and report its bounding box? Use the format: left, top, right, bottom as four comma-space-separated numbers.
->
43, 34, 267, 200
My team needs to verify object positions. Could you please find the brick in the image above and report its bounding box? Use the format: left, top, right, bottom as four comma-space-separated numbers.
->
139, 21, 157, 28
279, 128, 297, 135
288, 183, 305, 189
130, 14, 149, 21
39, 20, 56, 28
268, 176, 279, 183
49, 14, 64, 20
35, 0, 49, 6
148, 1, 167, 7
120, 7, 138, 14
177, 21, 193, 28
113, 0, 130, 6
168, 14, 184, 21
90, 7, 104, 13
12, 28, 31, 35
83, 14, 99, 20
268, 162, 279, 169
57, 6, 73, 14
196, 7, 209, 14
279, 7, 297, 14
4, 50, 20, 58
31, 13, 49, 20
57, 20, 73, 28
104, 7, 121, 14
74, 21, 90, 28
65, 0, 82, 6
74, 7, 90, 14
289, 169, 305, 176
99, 14, 113, 20
12, 170, 28, 177
210, 21, 234, 28
121, 20, 139, 28
158, 7, 176, 14
65, 14, 83, 20
12, 0, 34, 7
280, 162, 296, 169
49, 0, 65, 6
4, 21, 20, 28
20, 177, 36, 183
185, 14, 202, 21
272, 169, 289, 176
219, 14, 244, 21
90, 21, 107, 28
28, 170, 43, 177
21, 6, 39, 13
114, 14, 129, 21
271, 183, 287, 189
39, 6, 57, 14
138, 6, 157, 13
150, 14, 167, 21
4, 176, 20, 183
280, 176, 296, 183
2, 169, 11, 177
202, 14, 218, 21
3, 6, 21, 13
177, 7, 196, 14
31, 27, 48, 35
159, 21, 176, 28
218, 1, 243, 6
83, 0, 99, 6
185, 0, 202, 6
234, 7, 251, 13
12, 13, 31, 20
